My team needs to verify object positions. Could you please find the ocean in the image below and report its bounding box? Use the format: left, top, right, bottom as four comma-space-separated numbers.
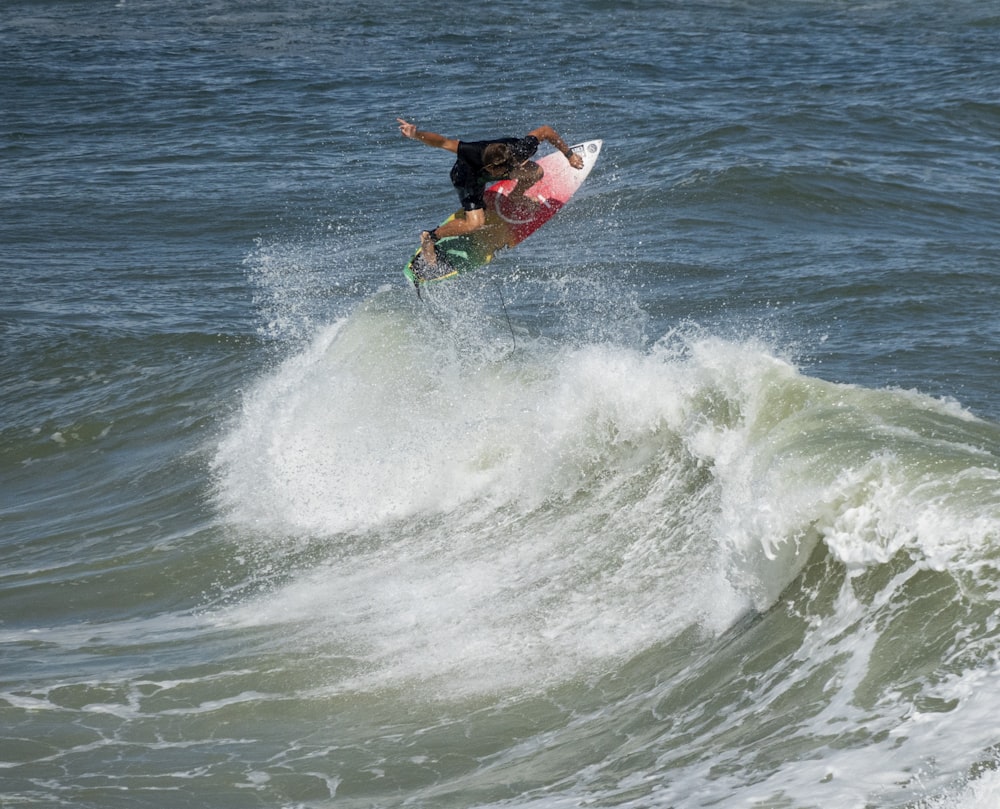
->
3, 1, 1000, 807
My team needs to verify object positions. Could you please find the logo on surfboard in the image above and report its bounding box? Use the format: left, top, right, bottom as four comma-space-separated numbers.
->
491, 192, 556, 225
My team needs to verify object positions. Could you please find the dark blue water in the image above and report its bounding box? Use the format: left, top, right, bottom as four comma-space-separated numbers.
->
3, 1, 1000, 807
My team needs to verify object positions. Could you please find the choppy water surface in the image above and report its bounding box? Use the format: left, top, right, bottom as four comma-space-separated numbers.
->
3, 1, 1000, 807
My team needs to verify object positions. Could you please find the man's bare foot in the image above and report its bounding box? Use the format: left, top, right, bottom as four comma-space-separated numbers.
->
420, 230, 438, 266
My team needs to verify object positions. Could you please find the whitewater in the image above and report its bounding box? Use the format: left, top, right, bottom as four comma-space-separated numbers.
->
4, 0, 1000, 806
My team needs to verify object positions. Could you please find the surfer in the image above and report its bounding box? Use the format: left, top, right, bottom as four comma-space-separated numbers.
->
397, 118, 584, 265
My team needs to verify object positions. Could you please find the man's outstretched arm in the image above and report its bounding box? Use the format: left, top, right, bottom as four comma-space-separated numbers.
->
397, 118, 460, 153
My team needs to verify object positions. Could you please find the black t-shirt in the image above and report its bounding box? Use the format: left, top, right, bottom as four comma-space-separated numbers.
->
450, 135, 540, 211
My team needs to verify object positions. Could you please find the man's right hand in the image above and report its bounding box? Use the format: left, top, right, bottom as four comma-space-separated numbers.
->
397, 118, 417, 139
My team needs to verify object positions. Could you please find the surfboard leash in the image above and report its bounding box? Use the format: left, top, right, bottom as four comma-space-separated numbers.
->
492, 277, 517, 351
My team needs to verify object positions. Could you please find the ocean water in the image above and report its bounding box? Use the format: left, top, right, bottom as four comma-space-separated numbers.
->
3, 0, 1000, 807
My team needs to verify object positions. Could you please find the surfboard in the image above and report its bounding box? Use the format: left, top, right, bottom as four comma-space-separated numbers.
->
404, 139, 603, 292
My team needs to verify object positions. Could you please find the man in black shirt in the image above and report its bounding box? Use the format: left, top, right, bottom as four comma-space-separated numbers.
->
397, 118, 584, 265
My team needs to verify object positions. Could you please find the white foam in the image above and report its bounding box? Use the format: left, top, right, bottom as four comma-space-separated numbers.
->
920, 768, 1000, 809
214, 313, 1000, 711
214, 320, 775, 692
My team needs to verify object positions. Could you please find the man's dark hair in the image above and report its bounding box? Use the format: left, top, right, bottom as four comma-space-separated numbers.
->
483, 143, 514, 170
